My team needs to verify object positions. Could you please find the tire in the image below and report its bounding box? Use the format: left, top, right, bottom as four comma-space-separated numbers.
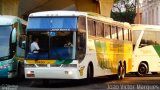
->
137, 63, 148, 76
121, 64, 126, 79
117, 65, 122, 80
110, 63, 124, 80
117, 63, 123, 80
86, 64, 93, 82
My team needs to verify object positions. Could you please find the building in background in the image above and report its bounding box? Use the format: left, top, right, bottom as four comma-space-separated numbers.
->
134, 0, 143, 24
142, 0, 160, 25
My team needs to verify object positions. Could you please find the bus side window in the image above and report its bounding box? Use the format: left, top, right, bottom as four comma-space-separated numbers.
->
104, 24, 111, 39
96, 21, 104, 37
18, 35, 26, 49
17, 23, 26, 57
11, 22, 19, 57
78, 16, 86, 31
17, 35, 26, 57
124, 28, 129, 40
118, 27, 123, 40
111, 26, 117, 40
22, 24, 26, 35
18, 24, 26, 48
88, 19, 96, 36
77, 32, 86, 61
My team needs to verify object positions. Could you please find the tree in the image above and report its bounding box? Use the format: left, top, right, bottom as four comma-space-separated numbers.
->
111, 0, 136, 24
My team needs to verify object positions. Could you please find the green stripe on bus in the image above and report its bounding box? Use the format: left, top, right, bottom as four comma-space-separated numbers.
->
95, 41, 106, 48
153, 45, 160, 57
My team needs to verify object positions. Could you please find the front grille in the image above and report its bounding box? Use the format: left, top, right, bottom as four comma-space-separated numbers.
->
50, 64, 62, 67
36, 64, 47, 67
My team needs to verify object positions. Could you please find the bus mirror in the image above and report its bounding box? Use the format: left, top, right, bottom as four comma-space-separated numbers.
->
11, 28, 17, 43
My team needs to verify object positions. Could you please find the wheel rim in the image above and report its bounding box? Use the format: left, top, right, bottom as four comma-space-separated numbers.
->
140, 67, 146, 73
121, 65, 125, 79
138, 64, 147, 75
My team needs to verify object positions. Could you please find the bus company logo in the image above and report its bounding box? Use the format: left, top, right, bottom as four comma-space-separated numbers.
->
51, 28, 71, 31
79, 66, 85, 76
1, 84, 18, 90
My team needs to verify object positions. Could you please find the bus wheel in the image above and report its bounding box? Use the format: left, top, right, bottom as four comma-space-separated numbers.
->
121, 64, 126, 79
117, 63, 123, 80
137, 63, 148, 76
87, 64, 93, 82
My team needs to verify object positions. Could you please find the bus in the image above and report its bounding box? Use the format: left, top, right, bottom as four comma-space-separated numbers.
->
24, 11, 132, 81
132, 24, 160, 76
0, 15, 27, 78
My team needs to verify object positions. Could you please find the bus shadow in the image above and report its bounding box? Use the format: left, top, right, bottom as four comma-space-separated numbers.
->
0, 78, 25, 85
29, 76, 121, 88
126, 73, 160, 77
29, 74, 160, 88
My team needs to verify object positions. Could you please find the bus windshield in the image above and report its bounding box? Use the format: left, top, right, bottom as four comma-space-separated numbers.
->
0, 26, 12, 60
26, 31, 76, 60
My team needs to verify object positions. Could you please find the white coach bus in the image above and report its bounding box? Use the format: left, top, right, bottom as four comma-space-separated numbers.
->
24, 11, 132, 82
132, 24, 160, 76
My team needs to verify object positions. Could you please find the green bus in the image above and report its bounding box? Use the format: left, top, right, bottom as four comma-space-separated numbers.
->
0, 15, 27, 78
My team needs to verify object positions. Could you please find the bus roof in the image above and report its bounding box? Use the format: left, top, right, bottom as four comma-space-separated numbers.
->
29, 11, 88, 17
29, 11, 131, 28
0, 15, 27, 25
87, 12, 131, 28
131, 24, 160, 31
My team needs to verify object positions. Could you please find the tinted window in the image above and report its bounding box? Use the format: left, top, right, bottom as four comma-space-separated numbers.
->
88, 19, 96, 36
96, 22, 104, 37
104, 24, 111, 39
0, 26, 12, 60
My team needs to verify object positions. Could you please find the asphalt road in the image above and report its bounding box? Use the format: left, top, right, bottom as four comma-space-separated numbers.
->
0, 74, 160, 90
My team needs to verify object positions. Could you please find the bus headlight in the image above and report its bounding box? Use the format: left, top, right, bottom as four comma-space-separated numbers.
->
65, 71, 73, 75
27, 71, 34, 74
26, 71, 35, 77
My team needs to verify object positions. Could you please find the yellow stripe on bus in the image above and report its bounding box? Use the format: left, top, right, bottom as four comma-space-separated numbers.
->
26, 60, 56, 64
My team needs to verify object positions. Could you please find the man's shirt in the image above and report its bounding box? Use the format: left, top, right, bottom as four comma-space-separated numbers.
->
31, 42, 40, 53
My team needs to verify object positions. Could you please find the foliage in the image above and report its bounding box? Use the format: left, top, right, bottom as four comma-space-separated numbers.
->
111, 0, 136, 24
111, 11, 136, 24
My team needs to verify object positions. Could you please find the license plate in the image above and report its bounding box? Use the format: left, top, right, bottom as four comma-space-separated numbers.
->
27, 74, 35, 77
26, 60, 56, 64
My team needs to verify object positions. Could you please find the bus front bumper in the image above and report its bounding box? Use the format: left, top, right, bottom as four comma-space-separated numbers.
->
25, 67, 83, 79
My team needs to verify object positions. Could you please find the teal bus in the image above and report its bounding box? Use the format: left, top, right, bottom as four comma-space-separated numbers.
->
0, 15, 27, 78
